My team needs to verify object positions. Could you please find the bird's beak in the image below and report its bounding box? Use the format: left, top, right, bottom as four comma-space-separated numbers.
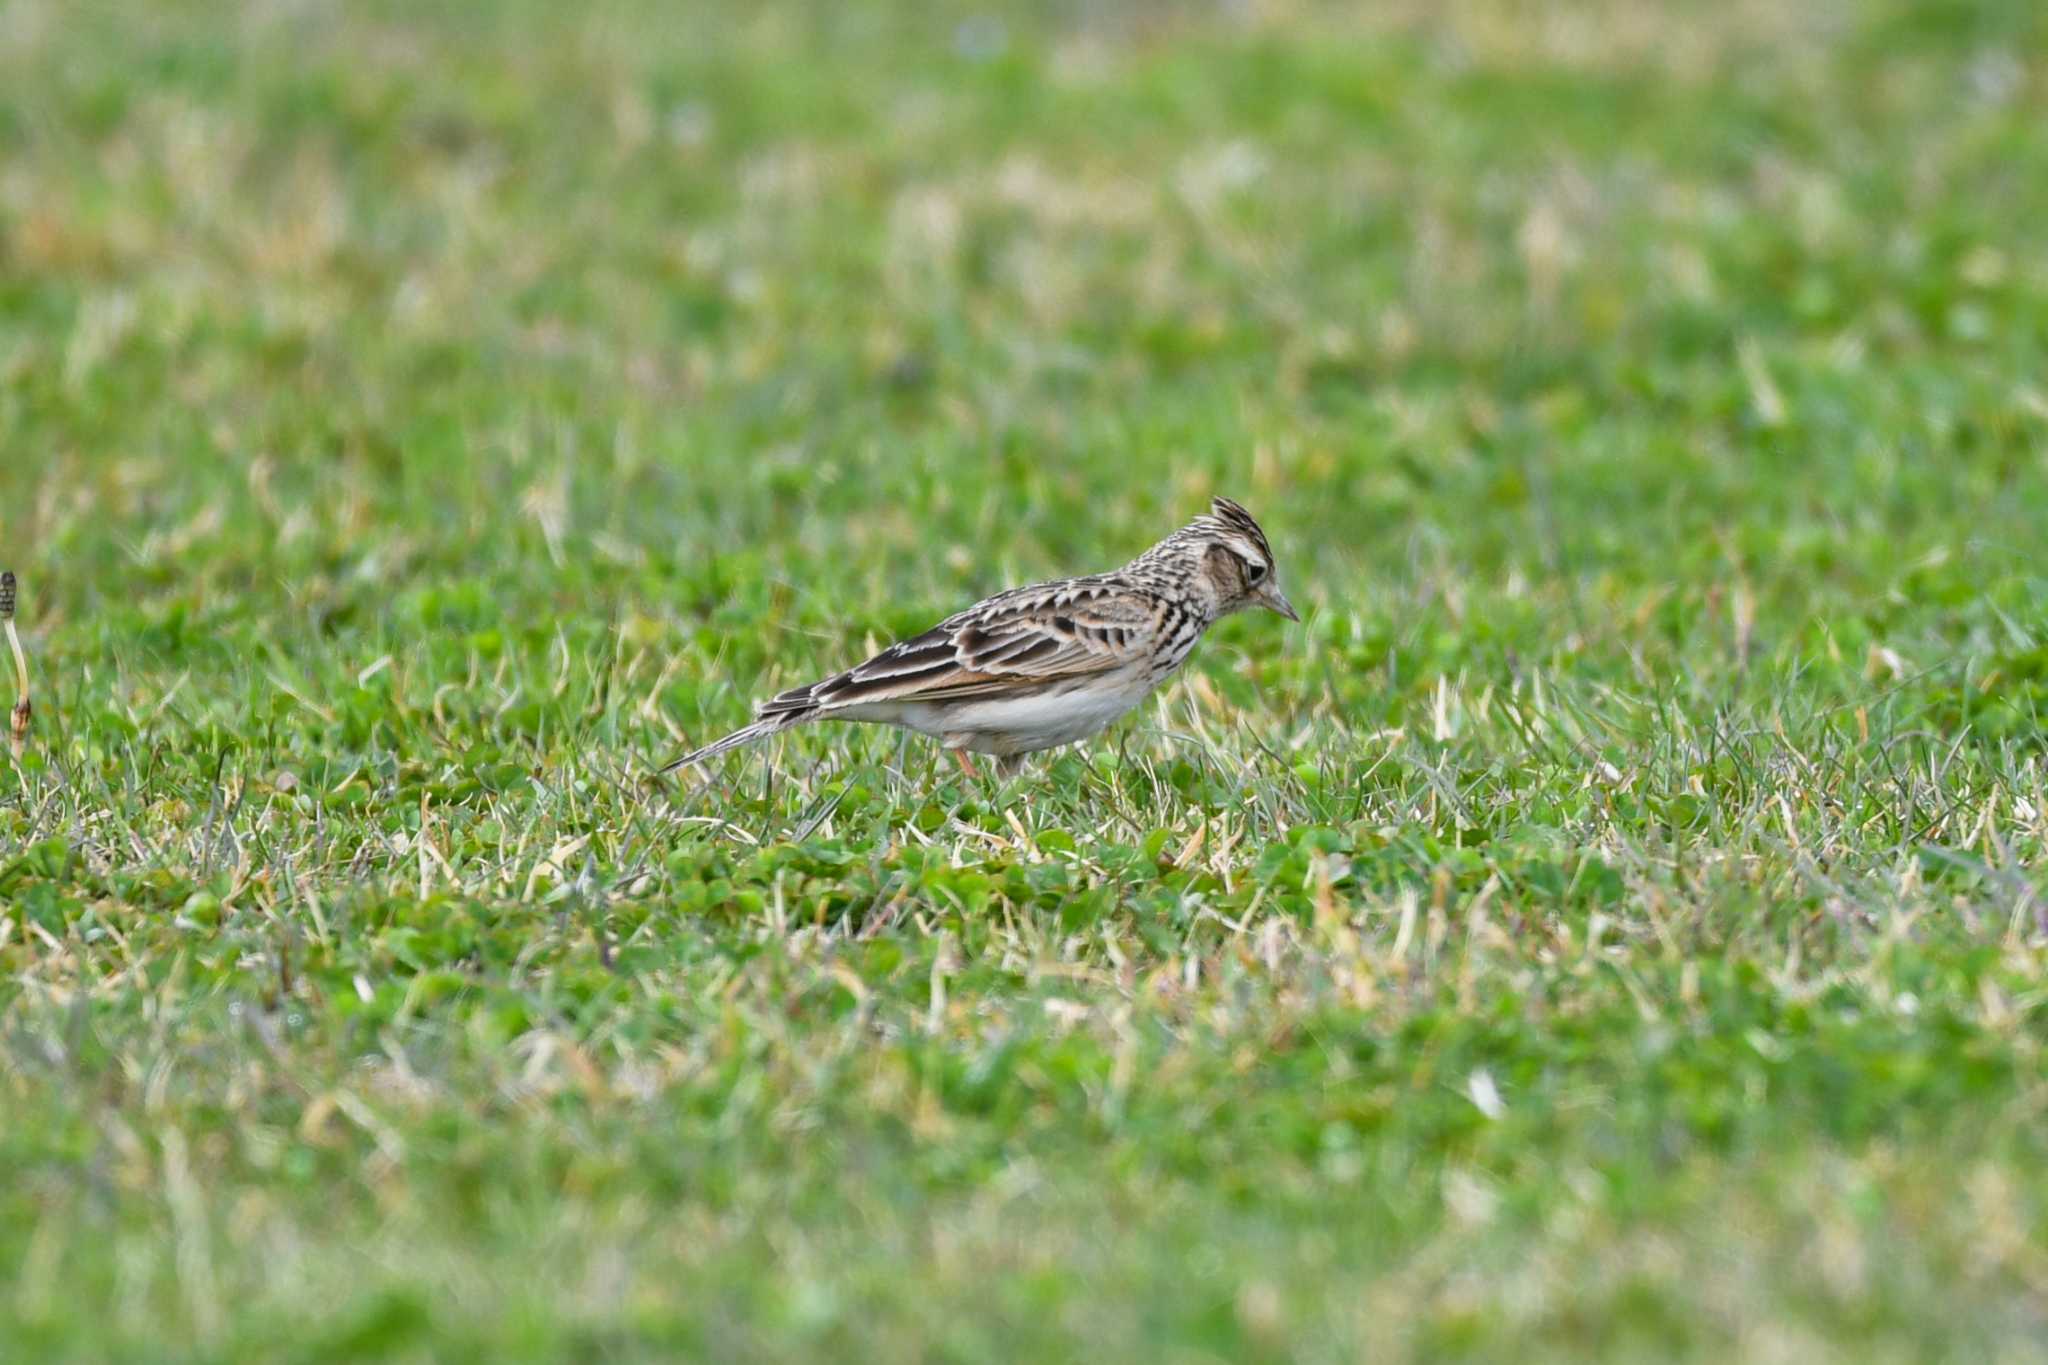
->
1262, 584, 1299, 622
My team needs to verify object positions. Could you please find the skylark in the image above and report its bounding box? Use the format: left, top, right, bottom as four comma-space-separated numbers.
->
661, 497, 1296, 778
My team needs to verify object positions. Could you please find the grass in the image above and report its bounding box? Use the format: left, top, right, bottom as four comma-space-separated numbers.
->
4, 0, 2048, 1358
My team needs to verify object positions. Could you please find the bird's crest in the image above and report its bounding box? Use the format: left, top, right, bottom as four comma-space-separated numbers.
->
1135, 495, 1278, 570
1200, 496, 1274, 565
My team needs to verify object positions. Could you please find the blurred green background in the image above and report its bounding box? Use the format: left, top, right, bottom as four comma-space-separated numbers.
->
3, 1, 2047, 1360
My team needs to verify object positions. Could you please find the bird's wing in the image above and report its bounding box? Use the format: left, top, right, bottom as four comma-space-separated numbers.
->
759, 578, 1161, 717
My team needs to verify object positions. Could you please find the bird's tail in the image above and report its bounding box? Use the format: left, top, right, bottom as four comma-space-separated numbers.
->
657, 713, 800, 775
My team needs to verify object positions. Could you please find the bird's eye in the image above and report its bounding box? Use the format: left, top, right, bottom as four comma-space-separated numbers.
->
1245, 560, 1267, 583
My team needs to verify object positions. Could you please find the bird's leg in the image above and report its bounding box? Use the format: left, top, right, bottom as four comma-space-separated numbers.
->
951, 749, 979, 779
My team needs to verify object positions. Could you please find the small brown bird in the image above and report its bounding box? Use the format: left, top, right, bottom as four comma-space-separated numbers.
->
661, 497, 1296, 778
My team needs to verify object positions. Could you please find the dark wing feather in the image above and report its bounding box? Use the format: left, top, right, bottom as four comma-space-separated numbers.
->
759, 578, 1160, 717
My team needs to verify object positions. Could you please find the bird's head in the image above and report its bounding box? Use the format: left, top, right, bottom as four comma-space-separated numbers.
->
1141, 496, 1298, 623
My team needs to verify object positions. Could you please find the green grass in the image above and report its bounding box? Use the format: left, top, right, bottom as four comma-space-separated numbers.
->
4, 0, 2048, 1358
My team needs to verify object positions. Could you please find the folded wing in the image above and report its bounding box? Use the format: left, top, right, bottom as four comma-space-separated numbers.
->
759, 579, 1159, 719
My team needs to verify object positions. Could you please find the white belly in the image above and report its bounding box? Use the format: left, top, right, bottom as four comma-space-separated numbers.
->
848, 673, 1162, 756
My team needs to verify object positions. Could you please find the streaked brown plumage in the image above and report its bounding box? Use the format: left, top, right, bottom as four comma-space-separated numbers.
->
660, 497, 1296, 778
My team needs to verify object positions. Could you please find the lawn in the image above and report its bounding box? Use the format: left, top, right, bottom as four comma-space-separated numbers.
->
4, 0, 2048, 1359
